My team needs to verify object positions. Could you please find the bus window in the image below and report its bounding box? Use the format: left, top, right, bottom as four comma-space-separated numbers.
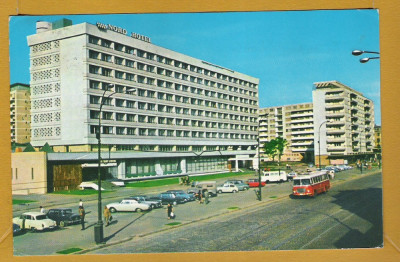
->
301, 179, 311, 185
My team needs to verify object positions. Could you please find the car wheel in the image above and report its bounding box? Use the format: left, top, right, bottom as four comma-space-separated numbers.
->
60, 221, 65, 227
173, 201, 177, 206
136, 208, 143, 212
109, 207, 117, 213
233, 190, 237, 193
218, 190, 222, 194
30, 227, 36, 233
151, 204, 155, 209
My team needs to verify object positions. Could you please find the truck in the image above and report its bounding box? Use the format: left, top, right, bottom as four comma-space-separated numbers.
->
261, 171, 288, 183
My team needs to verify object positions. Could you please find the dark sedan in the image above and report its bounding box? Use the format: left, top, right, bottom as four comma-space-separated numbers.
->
46, 208, 80, 227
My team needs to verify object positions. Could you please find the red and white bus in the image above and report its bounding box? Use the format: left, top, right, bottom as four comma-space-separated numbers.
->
292, 171, 331, 197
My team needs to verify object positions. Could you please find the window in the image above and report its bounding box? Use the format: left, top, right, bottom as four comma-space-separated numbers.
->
115, 43, 124, 52
148, 129, 156, 136
102, 112, 113, 120
101, 53, 112, 62
116, 127, 125, 135
89, 50, 100, 59
90, 95, 100, 104
138, 115, 146, 123
125, 60, 134, 69
90, 125, 99, 134
102, 126, 113, 134
147, 103, 156, 111
115, 57, 123, 65
125, 47, 134, 55
137, 76, 145, 83
90, 110, 100, 119
127, 128, 135, 135
116, 113, 125, 121
89, 36, 99, 45
127, 114, 135, 122
138, 102, 146, 110
115, 71, 124, 79
126, 101, 135, 108
90, 80, 100, 89
89, 65, 100, 74
159, 129, 166, 136
148, 116, 156, 123
101, 39, 111, 48
102, 68, 112, 77
137, 49, 145, 57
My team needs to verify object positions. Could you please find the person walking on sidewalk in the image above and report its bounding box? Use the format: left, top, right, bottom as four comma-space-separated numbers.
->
204, 191, 209, 204
79, 199, 83, 208
40, 206, 45, 213
104, 206, 111, 226
167, 203, 174, 219
79, 206, 86, 230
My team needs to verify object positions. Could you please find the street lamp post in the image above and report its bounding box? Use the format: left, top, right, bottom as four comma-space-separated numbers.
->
352, 50, 380, 63
94, 84, 116, 244
257, 118, 262, 201
318, 120, 329, 169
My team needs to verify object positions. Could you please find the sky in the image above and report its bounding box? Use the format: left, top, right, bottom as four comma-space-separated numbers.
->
9, 10, 381, 124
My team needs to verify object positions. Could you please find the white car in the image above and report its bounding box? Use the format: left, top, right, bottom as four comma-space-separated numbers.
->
79, 182, 104, 190
106, 199, 151, 213
217, 183, 239, 193
12, 212, 57, 232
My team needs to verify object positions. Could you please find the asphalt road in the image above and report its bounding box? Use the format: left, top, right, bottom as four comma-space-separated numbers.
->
89, 172, 382, 253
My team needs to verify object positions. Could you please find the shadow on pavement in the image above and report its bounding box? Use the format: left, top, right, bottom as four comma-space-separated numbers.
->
103, 213, 146, 242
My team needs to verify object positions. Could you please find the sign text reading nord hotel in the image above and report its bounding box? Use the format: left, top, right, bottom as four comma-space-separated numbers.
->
96, 22, 151, 43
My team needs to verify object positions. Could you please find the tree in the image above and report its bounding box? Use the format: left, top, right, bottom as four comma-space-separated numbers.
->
275, 137, 288, 163
263, 139, 278, 162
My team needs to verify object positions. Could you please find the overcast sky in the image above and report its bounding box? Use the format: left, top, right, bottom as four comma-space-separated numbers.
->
9, 10, 381, 124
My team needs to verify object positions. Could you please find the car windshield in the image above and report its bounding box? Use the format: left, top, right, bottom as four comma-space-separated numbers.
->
35, 215, 48, 220
61, 209, 72, 215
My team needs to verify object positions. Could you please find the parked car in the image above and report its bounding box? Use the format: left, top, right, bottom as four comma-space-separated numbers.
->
217, 183, 239, 193
78, 182, 104, 191
107, 179, 125, 187
166, 190, 196, 202
287, 171, 297, 180
148, 193, 180, 205
246, 179, 266, 188
128, 196, 162, 209
224, 180, 250, 191
187, 181, 218, 196
46, 208, 81, 227
13, 223, 23, 236
12, 212, 57, 232
106, 199, 151, 213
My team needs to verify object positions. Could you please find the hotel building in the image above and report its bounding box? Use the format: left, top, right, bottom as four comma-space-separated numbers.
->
26, 19, 259, 180
10, 83, 31, 144
259, 103, 314, 162
313, 81, 375, 165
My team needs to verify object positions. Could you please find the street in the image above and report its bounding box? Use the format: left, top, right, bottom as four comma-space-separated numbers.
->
88, 172, 382, 253
13, 169, 382, 255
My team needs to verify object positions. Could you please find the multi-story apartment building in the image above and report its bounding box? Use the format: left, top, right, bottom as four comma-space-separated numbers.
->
10, 83, 31, 144
313, 81, 375, 165
259, 103, 314, 162
26, 19, 259, 179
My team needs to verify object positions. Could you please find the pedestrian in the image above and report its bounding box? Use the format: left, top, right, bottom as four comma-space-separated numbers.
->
198, 191, 203, 204
79, 206, 86, 230
204, 191, 209, 204
79, 199, 83, 208
103, 206, 111, 226
40, 206, 45, 213
167, 203, 174, 219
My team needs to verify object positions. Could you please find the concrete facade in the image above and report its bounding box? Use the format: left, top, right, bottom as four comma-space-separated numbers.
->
12, 152, 47, 195
27, 21, 259, 153
313, 81, 375, 159
259, 103, 314, 162
10, 83, 31, 144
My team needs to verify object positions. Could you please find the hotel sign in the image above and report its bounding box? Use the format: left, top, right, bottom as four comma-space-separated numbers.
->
96, 22, 151, 43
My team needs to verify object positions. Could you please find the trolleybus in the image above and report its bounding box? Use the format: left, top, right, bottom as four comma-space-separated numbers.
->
292, 171, 331, 197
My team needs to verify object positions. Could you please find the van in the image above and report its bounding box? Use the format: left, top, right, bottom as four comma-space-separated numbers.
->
261, 171, 287, 183
187, 181, 217, 196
